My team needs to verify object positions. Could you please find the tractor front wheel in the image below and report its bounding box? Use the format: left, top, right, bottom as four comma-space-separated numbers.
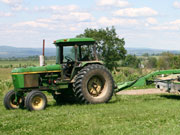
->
4, 90, 24, 109
25, 90, 47, 111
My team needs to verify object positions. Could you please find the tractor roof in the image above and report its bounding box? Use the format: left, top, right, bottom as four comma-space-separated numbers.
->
54, 38, 95, 46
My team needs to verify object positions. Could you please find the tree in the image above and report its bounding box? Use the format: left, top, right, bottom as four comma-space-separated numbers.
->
122, 54, 141, 68
142, 53, 149, 57
76, 27, 127, 71
171, 55, 180, 69
157, 52, 174, 69
146, 57, 157, 68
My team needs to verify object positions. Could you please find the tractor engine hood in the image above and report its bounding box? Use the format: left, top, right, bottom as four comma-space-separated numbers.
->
11, 64, 62, 89
12, 64, 62, 74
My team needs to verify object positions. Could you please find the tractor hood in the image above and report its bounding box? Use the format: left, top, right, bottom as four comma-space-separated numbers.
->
12, 64, 62, 74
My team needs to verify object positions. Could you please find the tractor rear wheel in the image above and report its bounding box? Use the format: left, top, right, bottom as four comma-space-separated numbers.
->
73, 64, 114, 103
4, 90, 24, 109
25, 90, 47, 111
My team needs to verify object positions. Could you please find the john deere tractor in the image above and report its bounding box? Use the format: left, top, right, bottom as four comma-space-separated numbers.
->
3, 38, 114, 111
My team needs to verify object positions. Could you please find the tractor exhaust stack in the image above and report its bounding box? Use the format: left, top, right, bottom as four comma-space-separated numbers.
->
43, 39, 45, 56
40, 39, 45, 66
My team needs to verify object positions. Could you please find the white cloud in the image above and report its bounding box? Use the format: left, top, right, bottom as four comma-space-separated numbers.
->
68, 12, 94, 21
0, 0, 22, 6
151, 25, 179, 31
67, 22, 98, 32
0, 11, 12, 16
51, 11, 94, 22
15, 4, 95, 33
98, 17, 139, 26
14, 21, 48, 28
0, 0, 28, 11
150, 19, 180, 31
146, 17, 158, 25
34, 5, 93, 24
113, 7, 158, 17
97, 0, 129, 8
170, 19, 180, 25
12, 5, 28, 11
36, 18, 54, 23
0, 0, 22, 4
13, 10, 94, 31
35, 5, 78, 13
173, 1, 180, 8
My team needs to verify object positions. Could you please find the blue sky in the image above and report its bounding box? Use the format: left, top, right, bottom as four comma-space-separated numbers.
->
0, 0, 180, 50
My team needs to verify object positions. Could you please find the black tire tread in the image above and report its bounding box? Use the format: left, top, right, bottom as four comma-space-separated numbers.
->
4, 90, 16, 110
73, 64, 114, 103
25, 90, 47, 111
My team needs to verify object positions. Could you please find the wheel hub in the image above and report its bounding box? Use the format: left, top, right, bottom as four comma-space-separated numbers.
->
10, 96, 22, 109
10, 98, 18, 109
32, 96, 43, 109
87, 76, 104, 97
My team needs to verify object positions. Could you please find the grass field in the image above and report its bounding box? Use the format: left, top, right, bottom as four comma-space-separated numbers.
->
1, 60, 180, 134
0, 68, 12, 80
1, 94, 180, 135
0, 60, 56, 68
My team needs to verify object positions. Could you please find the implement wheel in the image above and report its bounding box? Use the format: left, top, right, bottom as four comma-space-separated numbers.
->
25, 90, 47, 111
73, 64, 114, 103
4, 90, 24, 109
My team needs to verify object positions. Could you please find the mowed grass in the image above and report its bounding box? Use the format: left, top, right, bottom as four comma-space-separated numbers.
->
0, 68, 12, 80
1, 60, 180, 134
1, 94, 180, 135
0, 60, 56, 67
0, 60, 56, 80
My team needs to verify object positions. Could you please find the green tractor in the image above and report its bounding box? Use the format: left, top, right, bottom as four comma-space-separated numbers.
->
4, 38, 114, 111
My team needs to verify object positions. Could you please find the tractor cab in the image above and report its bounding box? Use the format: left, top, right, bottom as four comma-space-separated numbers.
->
54, 38, 99, 79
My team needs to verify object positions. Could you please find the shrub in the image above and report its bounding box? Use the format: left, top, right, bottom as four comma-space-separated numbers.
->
0, 80, 13, 96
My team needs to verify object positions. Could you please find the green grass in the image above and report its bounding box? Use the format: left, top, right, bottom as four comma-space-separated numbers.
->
126, 84, 155, 90
0, 68, 12, 80
0, 60, 56, 68
1, 94, 180, 135
1, 60, 180, 134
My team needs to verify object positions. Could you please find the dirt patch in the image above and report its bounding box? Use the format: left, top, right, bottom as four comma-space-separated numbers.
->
117, 88, 168, 95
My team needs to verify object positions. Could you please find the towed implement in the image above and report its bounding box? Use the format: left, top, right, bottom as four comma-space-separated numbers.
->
4, 38, 114, 111
116, 69, 180, 92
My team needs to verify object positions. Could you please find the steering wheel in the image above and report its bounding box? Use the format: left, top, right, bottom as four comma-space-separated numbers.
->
65, 56, 73, 62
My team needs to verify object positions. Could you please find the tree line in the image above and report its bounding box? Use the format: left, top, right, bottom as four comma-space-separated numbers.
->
122, 52, 180, 70
77, 26, 180, 71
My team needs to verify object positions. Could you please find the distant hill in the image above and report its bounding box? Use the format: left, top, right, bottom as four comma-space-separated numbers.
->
126, 47, 180, 56
0, 46, 56, 58
0, 46, 180, 58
